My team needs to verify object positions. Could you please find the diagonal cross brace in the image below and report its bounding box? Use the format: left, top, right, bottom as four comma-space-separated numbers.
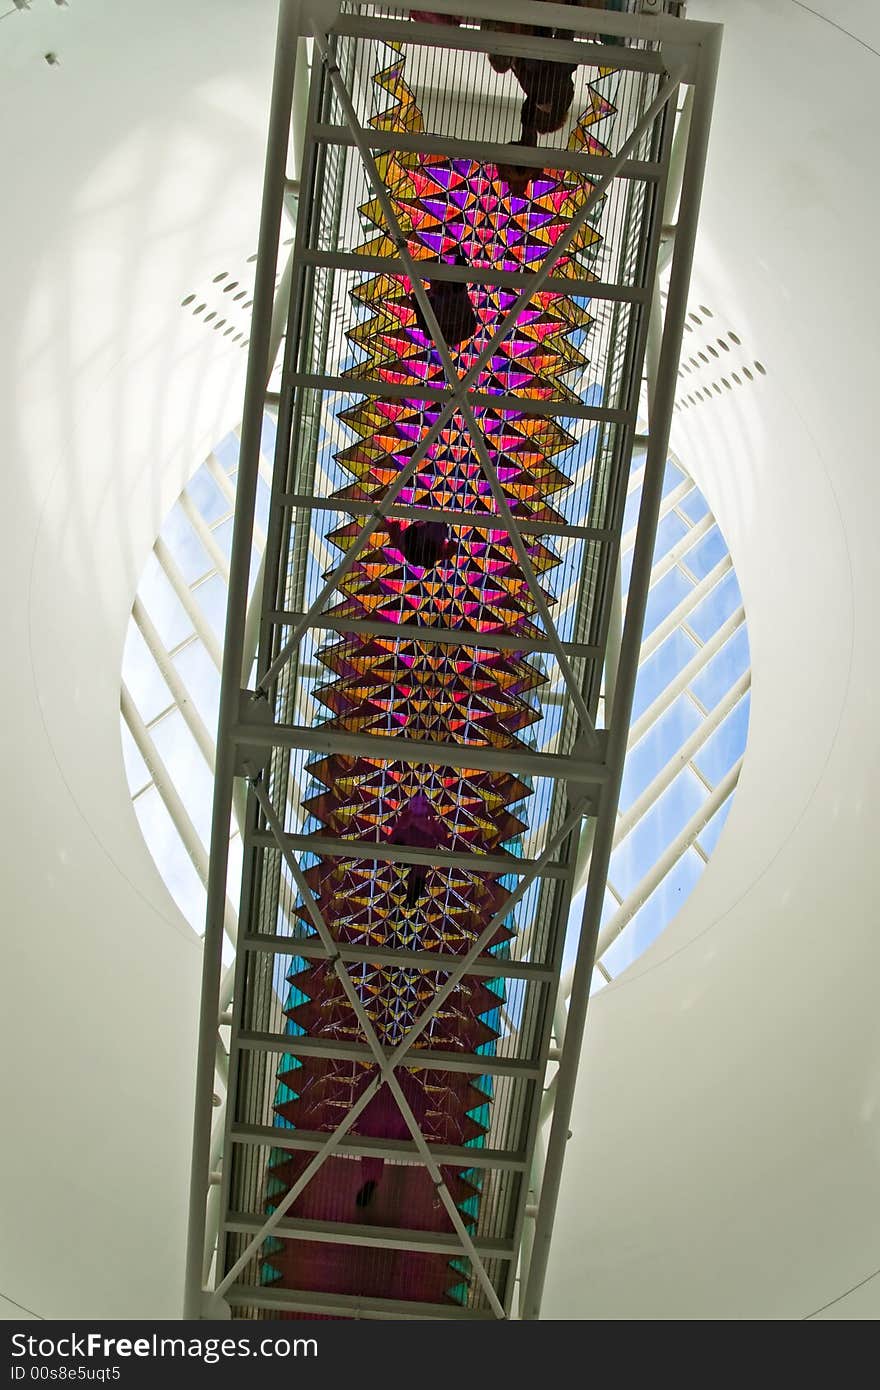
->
255, 36, 681, 696
248, 774, 505, 1316
214, 770, 587, 1307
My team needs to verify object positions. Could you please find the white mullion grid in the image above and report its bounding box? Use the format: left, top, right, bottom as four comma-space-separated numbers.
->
133, 596, 216, 774
612, 669, 750, 851
544, 479, 706, 687
144, 701, 177, 734
168, 631, 199, 662
638, 551, 732, 665
121, 683, 237, 948
179, 489, 232, 585
154, 536, 223, 672
629, 604, 745, 747
625, 507, 714, 590
591, 756, 742, 969
206, 452, 268, 555
620, 472, 694, 552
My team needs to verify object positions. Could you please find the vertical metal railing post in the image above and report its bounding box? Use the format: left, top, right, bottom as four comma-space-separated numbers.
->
183, 0, 302, 1320
520, 26, 721, 1320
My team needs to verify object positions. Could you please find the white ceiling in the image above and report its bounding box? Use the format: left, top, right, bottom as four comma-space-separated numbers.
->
1, 0, 878, 1320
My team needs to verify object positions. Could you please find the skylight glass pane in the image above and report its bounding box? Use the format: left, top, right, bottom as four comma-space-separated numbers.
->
662, 457, 684, 496
693, 692, 750, 785
609, 767, 707, 899
622, 482, 642, 536
619, 694, 703, 810
195, 573, 230, 639
561, 887, 616, 975
214, 431, 240, 474
261, 416, 278, 460
632, 627, 698, 721
120, 716, 150, 793
133, 785, 207, 932
682, 523, 727, 580
687, 568, 740, 641
187, 468, 228, 525
159, 503, 213, 584
622, 509, 689, 593
151, 710, 214, 846
601, 848, 703, 977
697, 794, 734, 857
256, 475, 272, 536
122, 623, 173, 724
656, 508, 690, 559
137, 553, 193, 650
689, 625, 749, 710
677, 487, 709, 525
642, 564, 694, 638
212, 515, 234, 562
173, 639, 220, 736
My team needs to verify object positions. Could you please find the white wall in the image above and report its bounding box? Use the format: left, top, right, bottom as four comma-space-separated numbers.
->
544, 0, 880, 1319
0, 0, 275, 1318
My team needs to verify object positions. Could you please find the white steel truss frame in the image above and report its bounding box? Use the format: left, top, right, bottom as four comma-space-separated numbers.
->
184, 0, 721, 1322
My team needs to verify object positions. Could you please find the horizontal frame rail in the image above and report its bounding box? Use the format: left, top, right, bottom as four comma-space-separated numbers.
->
275, 373, 635, 424
225, 1212, 515, 1260
224, 1283, 495, 1320
247, 830, 570, 879
299, 246, 650, 303
312, 124, 662, 183
269, 611, 603, 660
237, 1031, 542, 1079
231, 716, 609, 783
331, 14, 671, 77
280, 493, 617, 542
229, 1121, 528, 1171
239, 934, 556, 982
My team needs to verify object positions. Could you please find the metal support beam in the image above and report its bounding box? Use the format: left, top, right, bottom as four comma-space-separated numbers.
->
271, 373, 633, 423
184, 0, 301, 1321
299, 247, 649, 303
230, 711, 608, 784
269, 610, 602, 660
224, 1283, 494, 1320
237, 1030, 542, 1080
332, 12, 671, 77
229, 1121, 529, 1172
521, 24, 721, 1320
280, 492, 616, 542
248, 828, 569, 878
240, 933, 556, 983
226, 1211, 515, 1259
311, 124, 662, 184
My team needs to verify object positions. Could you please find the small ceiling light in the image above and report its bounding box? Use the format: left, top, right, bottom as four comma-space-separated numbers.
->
44, 50, 60, 64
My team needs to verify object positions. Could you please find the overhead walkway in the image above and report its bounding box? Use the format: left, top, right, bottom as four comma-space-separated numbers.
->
185, 0, 720, 1320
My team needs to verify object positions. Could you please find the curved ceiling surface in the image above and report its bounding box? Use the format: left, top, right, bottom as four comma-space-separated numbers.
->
1, 0, 878, 1321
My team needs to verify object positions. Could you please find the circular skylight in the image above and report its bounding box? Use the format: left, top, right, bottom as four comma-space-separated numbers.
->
120, 426, 749, 988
